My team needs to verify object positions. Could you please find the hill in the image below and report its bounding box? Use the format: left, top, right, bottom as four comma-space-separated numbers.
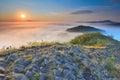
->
0, 33, 120, 80
66, 25, 104, 33
70, 32, 118, 47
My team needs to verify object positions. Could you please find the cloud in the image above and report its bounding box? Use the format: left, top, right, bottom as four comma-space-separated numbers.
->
71, 10, 93, 15
57, 32, 68, 37
48, 23, 72, 26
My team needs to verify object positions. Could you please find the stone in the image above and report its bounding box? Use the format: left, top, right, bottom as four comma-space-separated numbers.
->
68, 73, 76, 80
64, 70, 76, 80
82, 68, 96, 80
72, 66, 79, 72
13, 65, 25, 73
39, 73, 47, 80
0, 74, 5, 80
14, 73, 29, 80
55, 60, 61, 65
77, 75, 85, 80
40, 67, 43, 71
64, 63, 73, 70
37, 57, 44, 64
63, 69, 69, 76
0, 67, 5, 80
28, 66, 38, 75
53, 69, 61, 76
52, 50, 61, 56
55, 76, 68, 80
7, 55, 17, 61
24, 60, 32, 66
0, 61, 7, 67
0, 67, 5, 74
25, 70, 34, 78
16, 58, 25, 65
44, 59, 49, 65
49, 56, 56, 62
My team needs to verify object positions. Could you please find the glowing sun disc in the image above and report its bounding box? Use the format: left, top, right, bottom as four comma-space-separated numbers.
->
20, 14, 26, 19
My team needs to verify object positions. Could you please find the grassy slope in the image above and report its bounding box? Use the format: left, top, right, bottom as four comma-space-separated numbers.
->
69, 32, 118, 47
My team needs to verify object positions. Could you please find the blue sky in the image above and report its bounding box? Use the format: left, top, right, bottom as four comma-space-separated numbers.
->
0, 0, 120, 22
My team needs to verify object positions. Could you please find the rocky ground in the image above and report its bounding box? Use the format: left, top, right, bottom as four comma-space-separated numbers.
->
0, 43, 120, 80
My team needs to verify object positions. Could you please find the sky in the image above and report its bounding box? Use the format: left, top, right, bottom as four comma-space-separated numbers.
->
0, 0, 120, 22
0, 0, 120, 48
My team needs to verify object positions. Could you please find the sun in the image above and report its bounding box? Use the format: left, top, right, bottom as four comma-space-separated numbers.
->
16, 11, 30, 20
20, 14, 26, 19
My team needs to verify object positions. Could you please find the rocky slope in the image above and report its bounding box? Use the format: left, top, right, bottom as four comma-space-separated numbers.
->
0, 43, 120, 80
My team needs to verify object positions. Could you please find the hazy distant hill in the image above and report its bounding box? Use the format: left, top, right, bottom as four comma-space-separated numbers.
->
66, 25, 104, 32
88, 20, 112, 23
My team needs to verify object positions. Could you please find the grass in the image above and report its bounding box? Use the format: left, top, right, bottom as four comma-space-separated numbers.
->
27, 41, 58, 47
106, 56, 120, 78
30, 72, 40, 80
0, 33, 118, 55
0, 41, 59, 55
0, 33, 117, 55
18, 41, 59, 50
24, 54, 34, 61
69, 32, 117, 48
83, 46, 106, 48
0, 48, 16, 56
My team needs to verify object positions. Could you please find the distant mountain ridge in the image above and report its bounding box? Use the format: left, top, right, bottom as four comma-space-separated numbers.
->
87, 20, 120, 26
88, 20, 113, 23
